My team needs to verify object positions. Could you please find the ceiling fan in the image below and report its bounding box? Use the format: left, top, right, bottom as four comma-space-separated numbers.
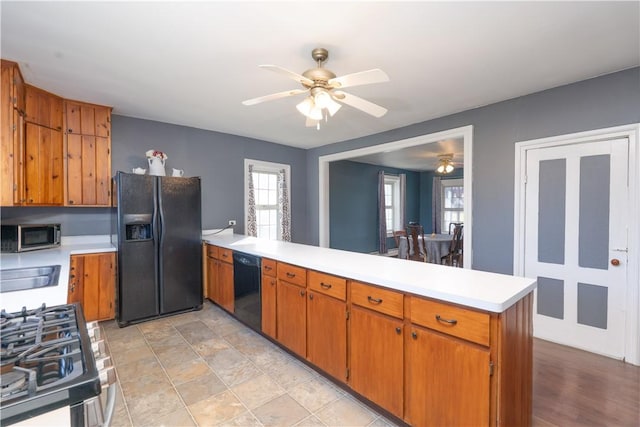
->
242, 48, 389, 128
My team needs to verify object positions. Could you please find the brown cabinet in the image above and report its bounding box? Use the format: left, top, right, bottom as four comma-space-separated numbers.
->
24, 85, 63, 130
261, 258, 277, 339
68, 252, 116, 322
1, 60, 25, 206
406, 323, 490, 427
349, 303, 404, 418
24, 122, 63, 205
204, 244, 234, 313
64, 100, 112, 206
276, 262, 307, 357
306, 270, 347, 382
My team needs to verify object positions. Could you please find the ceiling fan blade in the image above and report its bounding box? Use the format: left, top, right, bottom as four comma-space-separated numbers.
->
242, 89, 307, 106
259, 65, 313, 86
328, 69, 389, 89
333, 91, 387, 118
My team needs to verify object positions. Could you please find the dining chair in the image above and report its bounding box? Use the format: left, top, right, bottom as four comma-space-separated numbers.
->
448, 222, 463, 235
441, 224, 463, 267
405, 224, 427, 262
392, 230, 406, 248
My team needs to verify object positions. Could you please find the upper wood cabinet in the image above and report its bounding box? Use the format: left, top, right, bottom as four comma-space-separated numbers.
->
24, 85, 63, 131
24, 123, 63, 205
1, 60, 25, 206
65, 101, 110, 137
64, 100, 112, 206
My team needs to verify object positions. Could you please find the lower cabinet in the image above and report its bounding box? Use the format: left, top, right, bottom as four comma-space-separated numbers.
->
276, 279, 307, 357
205, 244, 234, 313
67, 252, 115, 322
406, 324, 490, 427
349, 304, 404, 418
261, 258, 277, 339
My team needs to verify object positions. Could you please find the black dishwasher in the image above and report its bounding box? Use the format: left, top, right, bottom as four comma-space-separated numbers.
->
233, 252, 261, 331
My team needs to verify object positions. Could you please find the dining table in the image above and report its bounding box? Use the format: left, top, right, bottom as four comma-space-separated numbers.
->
397, 233, 454, 264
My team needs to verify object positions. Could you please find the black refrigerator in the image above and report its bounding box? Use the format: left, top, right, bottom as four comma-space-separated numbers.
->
113, 172, 203, 327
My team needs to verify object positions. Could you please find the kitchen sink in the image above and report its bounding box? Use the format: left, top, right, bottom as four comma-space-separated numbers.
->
0, 265, 61, 293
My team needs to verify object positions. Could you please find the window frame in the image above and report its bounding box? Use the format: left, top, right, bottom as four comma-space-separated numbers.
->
384, 175, 402, 236
441, 178, 464, 233
244, 159, 291, 241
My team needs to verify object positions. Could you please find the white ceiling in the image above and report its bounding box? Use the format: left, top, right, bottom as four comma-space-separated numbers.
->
1, 1, 638, 151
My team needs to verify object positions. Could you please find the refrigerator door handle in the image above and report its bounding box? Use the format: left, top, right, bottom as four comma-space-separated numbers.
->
154, 178, 163, 312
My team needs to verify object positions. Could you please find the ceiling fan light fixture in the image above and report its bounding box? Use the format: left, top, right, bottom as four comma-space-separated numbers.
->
296, 97, 314, 117
313, 89, 332, 109
326, 97, 342, 116
436, 154, 455, 174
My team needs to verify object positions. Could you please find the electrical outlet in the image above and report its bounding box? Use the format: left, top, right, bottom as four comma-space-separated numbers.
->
228, 220, 236, 226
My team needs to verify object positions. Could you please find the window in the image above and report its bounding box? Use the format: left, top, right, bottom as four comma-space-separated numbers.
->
384, 175, 402, 235
441, 178, 464, 233
244, 159, 291, 241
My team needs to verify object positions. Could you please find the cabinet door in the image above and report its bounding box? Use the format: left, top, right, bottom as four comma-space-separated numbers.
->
25, 85, 63, 130
206, 256, 218, 303
218, 259, 234, 313
69, 253, 116, 322
261, 273, 277, 339
1, 62, 24, 206
66, 101, 107, 136
67, 255, 84, 305
66, 134, 111, 206
276, 280, 306, 357
24, 123, 63, 205
349, 305, 404, 418
407, 324, 490, 427
307, 291, 347, 382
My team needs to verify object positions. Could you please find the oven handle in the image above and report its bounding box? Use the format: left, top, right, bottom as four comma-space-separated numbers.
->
102, 383, 116, 427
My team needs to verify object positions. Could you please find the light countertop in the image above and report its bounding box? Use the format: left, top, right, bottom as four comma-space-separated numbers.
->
1, 236, 115, 313
202, 234, 537, 313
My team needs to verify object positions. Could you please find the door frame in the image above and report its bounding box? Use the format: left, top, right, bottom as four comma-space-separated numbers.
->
318, 125, 473, 268
513, 123, 640, 366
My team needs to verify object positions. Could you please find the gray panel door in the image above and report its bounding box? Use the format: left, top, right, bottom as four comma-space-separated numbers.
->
524, 138, 628, 358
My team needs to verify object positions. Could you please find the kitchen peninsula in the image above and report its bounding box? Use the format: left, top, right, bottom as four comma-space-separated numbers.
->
203, 233, 537, 427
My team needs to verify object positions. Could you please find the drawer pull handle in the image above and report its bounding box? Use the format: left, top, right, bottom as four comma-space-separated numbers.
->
320, 282, 332, 289
264, 266, 272, 271
222, 253, 228, 258
286, 272, 296, 278
367, 296, 383, 304
436, 314, 458, 325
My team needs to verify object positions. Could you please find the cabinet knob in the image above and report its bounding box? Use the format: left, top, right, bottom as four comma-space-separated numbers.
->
395, 327, 402, 335
411, 331, 417, 339
309, 293, 314, 300
300, 290, 305, 297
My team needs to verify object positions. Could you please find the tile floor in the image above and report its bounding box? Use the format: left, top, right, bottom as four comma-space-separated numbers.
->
101, 301, 399, 427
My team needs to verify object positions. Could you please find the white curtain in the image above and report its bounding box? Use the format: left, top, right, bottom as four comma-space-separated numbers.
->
246, 164, 257, 237
278, 168, 291, 242
378, 171, 388, 254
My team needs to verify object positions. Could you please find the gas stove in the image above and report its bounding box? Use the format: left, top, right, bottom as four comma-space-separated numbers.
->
0, 303, 114, 426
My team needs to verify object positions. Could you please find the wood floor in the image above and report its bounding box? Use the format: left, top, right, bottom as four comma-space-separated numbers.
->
532, 338, 640, 426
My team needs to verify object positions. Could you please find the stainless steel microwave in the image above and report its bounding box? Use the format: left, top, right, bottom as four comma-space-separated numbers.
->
1, 224, 61, 252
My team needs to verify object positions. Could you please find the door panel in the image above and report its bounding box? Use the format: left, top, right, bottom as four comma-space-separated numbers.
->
525, 138, 628, 358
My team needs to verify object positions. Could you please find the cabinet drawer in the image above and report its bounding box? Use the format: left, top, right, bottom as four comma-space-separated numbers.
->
308, 270, 346, 301
206, 244, 218, 259
218, 248, 233, 263
410, 297, 490, 346
262, 258, 277, 277
350, 281, 403, 319
277, 262, 306, 287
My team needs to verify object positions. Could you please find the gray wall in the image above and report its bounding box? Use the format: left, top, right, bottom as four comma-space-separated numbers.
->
111, 116, 310, 242
308, 67, 640, 274
329, 160, 420, 253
